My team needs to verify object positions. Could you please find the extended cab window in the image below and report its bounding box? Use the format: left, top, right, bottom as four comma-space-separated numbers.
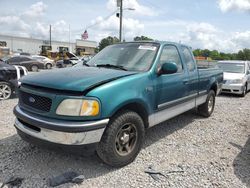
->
159, 45, 183, 73
182, 46, 196, 72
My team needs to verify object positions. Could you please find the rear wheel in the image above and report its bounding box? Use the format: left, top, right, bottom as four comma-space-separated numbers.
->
31, 65, 39, 72
0, 82, 12, 100
198, 90, 215, 117
96, 111, 145, 167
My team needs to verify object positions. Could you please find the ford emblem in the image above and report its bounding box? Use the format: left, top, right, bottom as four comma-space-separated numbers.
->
29, 97, 35, 103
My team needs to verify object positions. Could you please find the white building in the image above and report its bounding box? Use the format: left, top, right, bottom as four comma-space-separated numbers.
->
0, 34, 97, 55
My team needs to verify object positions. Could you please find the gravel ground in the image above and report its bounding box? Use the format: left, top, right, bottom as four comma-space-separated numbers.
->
0, 93, 249, 188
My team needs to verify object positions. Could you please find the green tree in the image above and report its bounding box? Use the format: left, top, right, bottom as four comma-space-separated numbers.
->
237, 50, 245, 60
210, 50, 220, 60
193, 49, 202, 57
192, 48, 250, 60
201, 49, 210, 58
98, 36, 119, 51
243, 48, 250, 60
133, 36, 153, 41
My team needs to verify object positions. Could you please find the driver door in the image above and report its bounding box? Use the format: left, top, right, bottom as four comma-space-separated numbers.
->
155, 45, 189, 108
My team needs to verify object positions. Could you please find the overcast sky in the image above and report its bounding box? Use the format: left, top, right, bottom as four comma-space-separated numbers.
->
0, 0, 250, 52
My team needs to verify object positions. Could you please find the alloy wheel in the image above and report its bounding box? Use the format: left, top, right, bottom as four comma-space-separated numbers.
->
115, 123, 138, 156
208, 95, 214, 114
0, 83, 12, 100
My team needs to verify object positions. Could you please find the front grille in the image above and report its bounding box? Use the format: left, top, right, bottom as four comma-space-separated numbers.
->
19, 90, 52, 112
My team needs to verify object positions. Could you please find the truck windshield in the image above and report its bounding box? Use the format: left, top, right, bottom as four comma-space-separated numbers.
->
87, 43, 159, 72
217, 63, 245, 74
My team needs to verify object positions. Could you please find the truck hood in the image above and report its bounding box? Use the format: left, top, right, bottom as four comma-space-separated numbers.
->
223, 72, 245, 80
20, 67, 136, 92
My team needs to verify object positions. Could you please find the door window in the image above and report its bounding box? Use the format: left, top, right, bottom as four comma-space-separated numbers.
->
20, 57, 31, 61
9, 57, 20, 63
159, 45, 183, 73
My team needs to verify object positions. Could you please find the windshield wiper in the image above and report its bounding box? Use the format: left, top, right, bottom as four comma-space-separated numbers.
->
96, 64, 127, 71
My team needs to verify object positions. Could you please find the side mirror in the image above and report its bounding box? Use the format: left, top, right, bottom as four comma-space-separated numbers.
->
159, 62, 178, 75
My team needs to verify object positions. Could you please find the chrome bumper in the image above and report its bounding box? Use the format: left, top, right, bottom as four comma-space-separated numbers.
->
15, 118, 106, 145
14, 106, 109, 145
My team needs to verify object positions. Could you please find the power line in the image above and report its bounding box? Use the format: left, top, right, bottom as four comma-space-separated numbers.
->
140, 0, 165, 13
86, 9, 119, 30
71, 9, 119, 34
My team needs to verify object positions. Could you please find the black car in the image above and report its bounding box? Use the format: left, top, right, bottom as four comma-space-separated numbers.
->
5, 55, 45, 72
0, 61, 27, 100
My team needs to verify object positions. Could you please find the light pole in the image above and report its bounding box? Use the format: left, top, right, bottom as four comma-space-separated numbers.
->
119, 0, 123, 42
118, 0, 135, 42
49, 24, 51, 47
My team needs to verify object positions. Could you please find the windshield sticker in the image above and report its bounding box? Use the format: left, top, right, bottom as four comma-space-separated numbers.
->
138, 45, 157, 51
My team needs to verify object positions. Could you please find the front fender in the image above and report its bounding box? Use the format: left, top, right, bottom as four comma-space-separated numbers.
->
86, 72, 154, 119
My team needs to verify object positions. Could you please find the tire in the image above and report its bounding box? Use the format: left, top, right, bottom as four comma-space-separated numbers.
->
240, 84, 247, 97
198, 90, 215, 117
46, 63, 52, 69
57, 64, 63, 68
31, 65, 39, 72
96, 110, 145, 167
0, 82, 12, 100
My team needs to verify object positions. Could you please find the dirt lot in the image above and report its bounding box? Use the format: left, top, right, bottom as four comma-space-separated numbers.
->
0, 94, 249, 188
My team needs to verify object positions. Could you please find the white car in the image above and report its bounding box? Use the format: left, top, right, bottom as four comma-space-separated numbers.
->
32, 55, 55, 69
218, 61, 250, 97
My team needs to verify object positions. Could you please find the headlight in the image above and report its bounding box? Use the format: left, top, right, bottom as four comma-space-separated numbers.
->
230, 79, 243, 84
56, 99, 99, 116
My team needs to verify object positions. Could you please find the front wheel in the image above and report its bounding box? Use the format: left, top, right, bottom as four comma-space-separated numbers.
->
240, 85, 247, 97
46, 63, 52, 69
197, 90, 215, 117
96, 111, 145, 167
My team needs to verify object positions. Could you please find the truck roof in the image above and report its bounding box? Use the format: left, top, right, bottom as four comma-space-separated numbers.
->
122, 40, 191, 49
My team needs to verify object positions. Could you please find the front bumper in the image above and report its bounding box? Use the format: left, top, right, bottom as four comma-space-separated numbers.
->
221, 84, 244, 95
14, 105, 109, 145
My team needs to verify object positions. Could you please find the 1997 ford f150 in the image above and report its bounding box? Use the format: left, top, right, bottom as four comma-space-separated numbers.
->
13, 41, 223, 167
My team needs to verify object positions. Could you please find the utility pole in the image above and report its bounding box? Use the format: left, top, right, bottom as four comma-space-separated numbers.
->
69, 24, 71, 51
49, 24, 51, 47
119, 0, 123, 42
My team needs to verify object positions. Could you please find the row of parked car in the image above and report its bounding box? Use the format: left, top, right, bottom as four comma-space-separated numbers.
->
0, 53, 93, 72
0, 55, 54, 72
0, 53, 93, 100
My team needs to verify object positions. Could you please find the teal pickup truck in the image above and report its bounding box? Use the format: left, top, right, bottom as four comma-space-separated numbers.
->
14, 41, 223, 167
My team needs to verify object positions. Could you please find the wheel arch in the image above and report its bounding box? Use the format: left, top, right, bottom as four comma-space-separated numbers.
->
45, 62, 53, 68
110, 101, 149, 129
209, 82, 217, 94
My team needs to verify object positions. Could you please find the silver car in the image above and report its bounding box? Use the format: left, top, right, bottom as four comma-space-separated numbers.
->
218, 61, 250, 97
